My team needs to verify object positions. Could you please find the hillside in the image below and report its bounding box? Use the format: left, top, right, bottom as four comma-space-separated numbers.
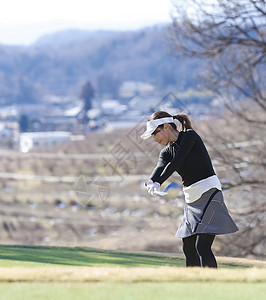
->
0, 25, 204, 103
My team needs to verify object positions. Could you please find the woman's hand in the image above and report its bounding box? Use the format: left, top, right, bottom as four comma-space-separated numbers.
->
146, 180, 161, 196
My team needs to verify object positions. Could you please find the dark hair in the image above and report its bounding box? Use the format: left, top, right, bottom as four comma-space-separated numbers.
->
148, 111, 193, 131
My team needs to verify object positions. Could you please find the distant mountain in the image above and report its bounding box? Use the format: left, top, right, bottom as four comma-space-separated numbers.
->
0, 25, 205, 104
33, 29, 118, 48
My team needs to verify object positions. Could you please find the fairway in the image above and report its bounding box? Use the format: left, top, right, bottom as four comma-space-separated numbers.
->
0, 282, 265, 300
0, 245, 265, 300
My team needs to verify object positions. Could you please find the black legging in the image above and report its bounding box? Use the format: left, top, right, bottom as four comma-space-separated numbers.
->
182, 234, 217, 268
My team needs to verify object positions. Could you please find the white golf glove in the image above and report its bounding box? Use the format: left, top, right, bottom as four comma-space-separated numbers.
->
146, 180, 160, 196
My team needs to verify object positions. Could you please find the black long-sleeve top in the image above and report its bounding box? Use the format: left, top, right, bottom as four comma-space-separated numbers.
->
150, 129, 215, 187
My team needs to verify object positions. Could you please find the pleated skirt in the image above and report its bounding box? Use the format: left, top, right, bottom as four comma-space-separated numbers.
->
176, 188, 239, 238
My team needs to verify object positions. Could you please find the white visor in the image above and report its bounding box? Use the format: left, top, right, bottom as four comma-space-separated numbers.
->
140, 117, 174, 140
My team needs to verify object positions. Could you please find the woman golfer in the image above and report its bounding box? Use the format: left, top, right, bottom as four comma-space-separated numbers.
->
141, 111, 238, 268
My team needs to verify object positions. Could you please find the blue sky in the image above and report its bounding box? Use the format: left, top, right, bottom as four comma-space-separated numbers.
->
0, 0, 173, 45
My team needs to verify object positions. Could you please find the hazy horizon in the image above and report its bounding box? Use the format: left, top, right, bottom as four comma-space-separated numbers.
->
0, 0, 173, 46
0, 20, 171, 47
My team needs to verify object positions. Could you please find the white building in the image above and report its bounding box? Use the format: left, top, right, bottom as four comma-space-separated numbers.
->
19, 131, 71, 153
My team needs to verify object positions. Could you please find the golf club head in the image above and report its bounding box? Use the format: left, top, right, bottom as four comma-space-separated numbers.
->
163, 182, 180, 192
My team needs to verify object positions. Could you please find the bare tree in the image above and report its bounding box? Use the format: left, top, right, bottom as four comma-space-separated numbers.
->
169, 0, 266, 259
170, 1, 265, 112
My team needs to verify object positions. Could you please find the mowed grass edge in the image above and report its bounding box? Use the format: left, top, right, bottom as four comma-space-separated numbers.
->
0, 266, 265, 283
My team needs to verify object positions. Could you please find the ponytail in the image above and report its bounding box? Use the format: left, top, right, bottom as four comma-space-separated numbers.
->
173, 113, 193, 131
148, 110, 193, 132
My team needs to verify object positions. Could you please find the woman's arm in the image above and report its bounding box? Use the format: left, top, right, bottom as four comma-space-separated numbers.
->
149, 149, 171, 183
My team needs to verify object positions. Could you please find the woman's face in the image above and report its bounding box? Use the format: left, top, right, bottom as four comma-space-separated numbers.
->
152, 125, 170, 146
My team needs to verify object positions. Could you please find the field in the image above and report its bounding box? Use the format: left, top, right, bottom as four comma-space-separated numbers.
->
0, 121, 265, 299
0, 245, 265, 300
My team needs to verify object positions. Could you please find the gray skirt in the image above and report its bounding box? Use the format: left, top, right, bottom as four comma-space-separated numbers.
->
176, 188, 239, 238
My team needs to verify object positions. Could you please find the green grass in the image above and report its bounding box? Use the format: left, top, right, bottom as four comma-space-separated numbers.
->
0, 244, 256, 269
0, 282, 265, 300
0, 244, 185, 268
0, 244, 265, 300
